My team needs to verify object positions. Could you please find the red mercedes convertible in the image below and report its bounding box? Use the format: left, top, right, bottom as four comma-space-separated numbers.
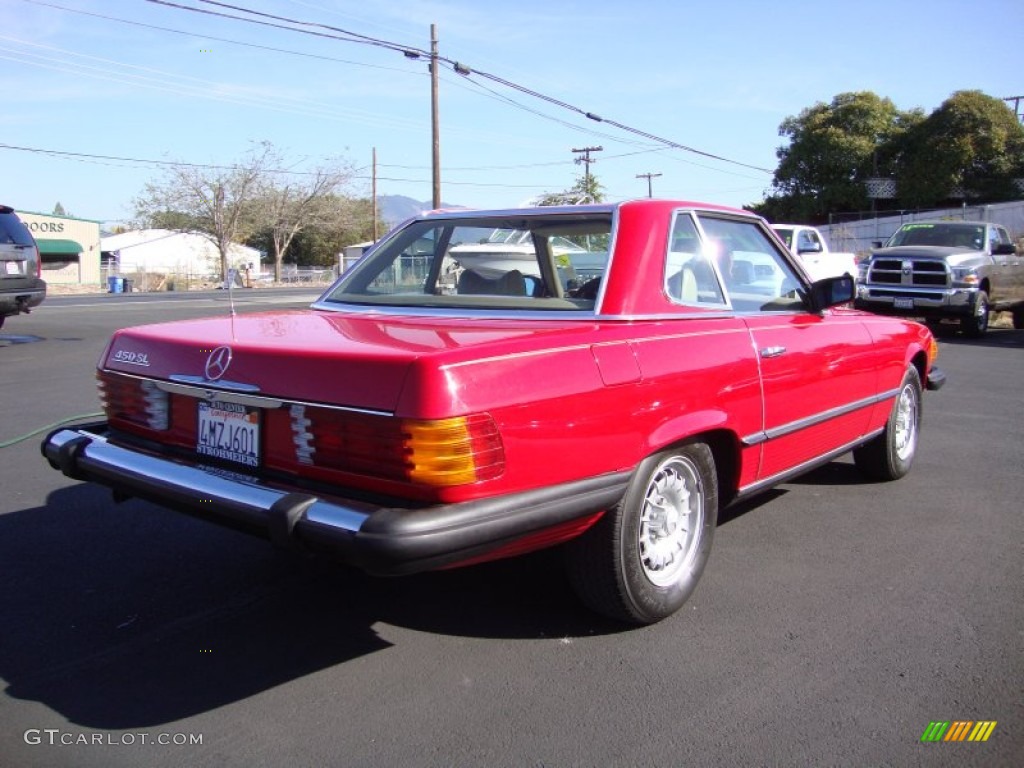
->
43, 200, 945, 624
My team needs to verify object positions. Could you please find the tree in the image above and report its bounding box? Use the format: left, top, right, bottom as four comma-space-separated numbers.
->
134, 142, 277, 279
754, 92, 923, 222
248, 196, 382, 268
258, 160, 357, 281
52, 202, 68, 217
536, 173, 605, 206
897, 90, 1024, 208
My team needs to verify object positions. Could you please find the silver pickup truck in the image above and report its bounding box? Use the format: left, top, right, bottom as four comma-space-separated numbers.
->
854, 220, 1024, 337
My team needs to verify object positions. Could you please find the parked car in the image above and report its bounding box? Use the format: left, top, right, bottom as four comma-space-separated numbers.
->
855, 220, 1024, 336
42, 200, 945, 624
0, 205, 46, 330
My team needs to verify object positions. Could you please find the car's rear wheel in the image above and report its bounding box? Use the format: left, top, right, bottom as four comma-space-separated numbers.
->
565, 443, 718, 624
853, 365, 922, 481
1013, 309, 1024, 330
960, 291, 989, 338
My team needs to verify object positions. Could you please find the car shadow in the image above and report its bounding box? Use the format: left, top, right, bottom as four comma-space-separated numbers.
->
934, 326, 1024, 349
0, 485, 621, 729
717, 489, 786, 526
0, 333, 45, 347
784, 459, 866, 487
716, 459, 868, 526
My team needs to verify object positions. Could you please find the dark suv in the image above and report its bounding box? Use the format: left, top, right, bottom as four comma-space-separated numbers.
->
0, 205, 46, 330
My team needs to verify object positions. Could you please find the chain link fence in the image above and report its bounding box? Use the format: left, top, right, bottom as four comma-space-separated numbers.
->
822, 200, 1024, 254
99, 263, 338, 292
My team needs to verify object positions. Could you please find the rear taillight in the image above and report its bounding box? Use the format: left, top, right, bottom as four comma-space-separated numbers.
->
289, 405, 504, 487
98, 372, 169, 430
404, 415, 504, 486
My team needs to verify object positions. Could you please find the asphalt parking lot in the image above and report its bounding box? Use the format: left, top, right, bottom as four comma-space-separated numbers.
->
1, 293, 1022, 767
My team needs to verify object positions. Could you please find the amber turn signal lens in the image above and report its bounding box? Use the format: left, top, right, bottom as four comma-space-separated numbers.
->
403, 414, 504, 486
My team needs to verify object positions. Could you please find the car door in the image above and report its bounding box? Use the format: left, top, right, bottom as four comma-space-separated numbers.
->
696, 214, 880, 484
990, 225, 1024, 303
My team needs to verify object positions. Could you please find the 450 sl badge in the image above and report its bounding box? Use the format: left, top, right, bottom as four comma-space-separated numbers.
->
111, 349, 150, 366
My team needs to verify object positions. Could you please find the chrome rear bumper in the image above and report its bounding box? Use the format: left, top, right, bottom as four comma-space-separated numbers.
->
42, 425, 627, 574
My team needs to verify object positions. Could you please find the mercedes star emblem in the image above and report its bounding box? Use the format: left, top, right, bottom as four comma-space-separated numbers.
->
204, 345, 233, 381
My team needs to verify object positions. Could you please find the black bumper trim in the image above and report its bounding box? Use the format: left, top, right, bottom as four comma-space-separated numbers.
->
853, 300, 973, 320
41, 425, 630, 575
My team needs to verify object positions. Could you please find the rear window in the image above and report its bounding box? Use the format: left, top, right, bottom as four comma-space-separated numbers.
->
322, 212, 613, 312
0, 211, 36, 246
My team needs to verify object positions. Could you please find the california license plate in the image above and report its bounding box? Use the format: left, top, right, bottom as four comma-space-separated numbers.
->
893, 297, 914, 309
197, 401, 260, 467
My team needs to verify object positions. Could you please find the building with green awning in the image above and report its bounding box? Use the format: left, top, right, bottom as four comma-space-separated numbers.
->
16, 210, 101, 286
36, 238, 86, 255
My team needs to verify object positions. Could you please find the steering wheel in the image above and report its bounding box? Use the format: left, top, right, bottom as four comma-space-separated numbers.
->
569, 277, 602, 300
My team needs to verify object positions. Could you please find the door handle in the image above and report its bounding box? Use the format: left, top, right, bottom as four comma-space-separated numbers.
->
760, 346, 786, 358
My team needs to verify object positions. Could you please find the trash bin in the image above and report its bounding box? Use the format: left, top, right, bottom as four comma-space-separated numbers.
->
123, 279, 133, 293
107, 276, 124, 294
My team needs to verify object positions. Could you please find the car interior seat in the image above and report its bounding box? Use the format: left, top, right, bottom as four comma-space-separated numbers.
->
667, 266, 699, 303
457, 268, 528, 296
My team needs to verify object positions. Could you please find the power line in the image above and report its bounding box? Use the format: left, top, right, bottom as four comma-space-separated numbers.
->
142, 0, 772, 174
24, 0, 772, 177
0, 38, 427, 131
0, 142, 565, 190
16, 1, 661, 156
19, 0, 408, 73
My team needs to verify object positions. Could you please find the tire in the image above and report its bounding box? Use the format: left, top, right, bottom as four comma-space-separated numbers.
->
565, 443, 718, 624
960, 291, 989, 338
853, 366, 922, 481
1013, 310, 1024, 331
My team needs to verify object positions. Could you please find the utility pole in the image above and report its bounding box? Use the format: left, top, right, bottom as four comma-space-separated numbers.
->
430, 24, 441, 209
636, 172, 662, 198
371, 147, 378, 241
572, 146, 603, 202
1003, 95, 1024, 123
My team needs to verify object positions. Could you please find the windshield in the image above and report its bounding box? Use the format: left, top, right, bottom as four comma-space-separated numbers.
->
321, 212, 613, 312
773, 227, 794, 249
887, 223, 984, 249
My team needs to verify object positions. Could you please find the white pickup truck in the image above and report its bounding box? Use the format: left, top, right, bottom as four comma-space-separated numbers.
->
771, 224, 859, 282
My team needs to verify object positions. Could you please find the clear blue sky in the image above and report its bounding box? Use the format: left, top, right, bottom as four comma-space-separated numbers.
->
2, 0, 1022, 226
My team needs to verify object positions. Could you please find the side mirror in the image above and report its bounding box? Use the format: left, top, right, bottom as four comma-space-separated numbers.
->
993, 242, 1017, 256
871, 240, 884, 249
809, 274, 855, 312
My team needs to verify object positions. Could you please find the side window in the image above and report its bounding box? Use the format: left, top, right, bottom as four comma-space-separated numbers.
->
665, 213, 726, 306
797, 230, 818, 251
696, 215, 806, 313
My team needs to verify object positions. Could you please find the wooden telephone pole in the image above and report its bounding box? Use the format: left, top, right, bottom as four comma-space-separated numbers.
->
572, 146, 603, 202
431, 24, 441, 209
371, 147, 378, 240
636, 172, 662, 197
